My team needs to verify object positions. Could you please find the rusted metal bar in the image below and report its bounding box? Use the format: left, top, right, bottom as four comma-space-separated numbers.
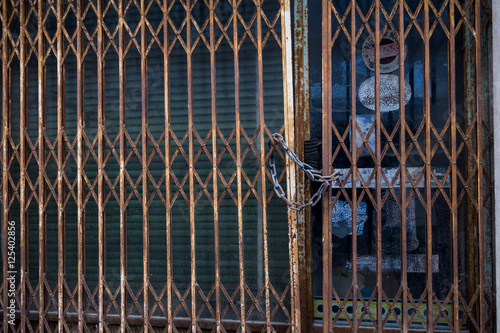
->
118, 0, 127, 330
256, 1, 270, 331
1, 1, 11, 331
282, 0, 301, 331
141, 0, 150, 330
398, 0, 408, 330
464, 15, 478, 331
209, 1, 221, 331
448, 0, 459, 331
186, 1, 196, 332
474, 0, 485, 329
292, 1, 313, 330
38, 0, 46, 331
374, 0, 383, 331
350, 0, 359, 330
493, 2, 500, 329
423, 0, 433, 331
19, 0, 27, 329
232, 0, 245, 329
76, 0, 85, 328
97, 0, 106, 330
57, 0, 67, 324
322, 0, 333, 331
163, 0, 172, 331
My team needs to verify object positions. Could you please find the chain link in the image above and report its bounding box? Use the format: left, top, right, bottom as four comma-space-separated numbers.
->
268, 133, 342, 211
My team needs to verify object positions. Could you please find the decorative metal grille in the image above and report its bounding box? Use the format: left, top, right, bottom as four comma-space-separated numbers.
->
319, 0, 495, 331
0, 0, 496, 331
0, 0, 298, 331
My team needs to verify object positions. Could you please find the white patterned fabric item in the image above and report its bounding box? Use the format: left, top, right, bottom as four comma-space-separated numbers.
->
332, 200, 368, 239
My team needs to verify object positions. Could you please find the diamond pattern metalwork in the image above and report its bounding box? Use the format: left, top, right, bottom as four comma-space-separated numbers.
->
2, 0, 494, 331
3, 0, 293, 331
324, 0, 494, 331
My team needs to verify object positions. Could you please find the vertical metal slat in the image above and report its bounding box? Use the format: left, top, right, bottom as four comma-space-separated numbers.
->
141, 0, 150, 330
1, 1, 11, 330
118, 0, 127, 329
423, 0, 433, 331
256, 1, 270, 331
448, 0, 459, 331
474, 0, 485, 328
186, 1, 196, 331
142, 5, 151, 333
374, 1, 383, 331
19, 0, 27, 329
321, 0, 333, 331
209, 1, 221, 331
76, 0, 85, 328
97, 0, 106, 329
164, 0, 172, 331
398, 0, 408, 330
282, 0, 300, 331
232, 0, 245, 330
57, 0, 67, 329
38, 0, 46, 331
350, 0, 359, 330
292, 0, 313, 330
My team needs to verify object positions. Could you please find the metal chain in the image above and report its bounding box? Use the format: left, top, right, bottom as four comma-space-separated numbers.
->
268, 133, 342, 211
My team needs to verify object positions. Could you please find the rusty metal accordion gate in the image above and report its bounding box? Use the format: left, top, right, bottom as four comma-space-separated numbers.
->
319, 0, 495, 332
0, 0, 301, 331
0, 0, 496, 331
